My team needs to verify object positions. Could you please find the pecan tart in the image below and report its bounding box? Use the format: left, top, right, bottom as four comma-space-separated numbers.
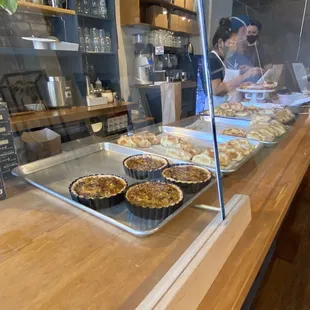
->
69, 174, 127, 210
123, 154, 169, 180
125, 181, 184, 219
162, 164, 212, 193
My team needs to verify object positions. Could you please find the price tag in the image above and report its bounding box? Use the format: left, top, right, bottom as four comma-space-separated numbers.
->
0, 171, 6, 200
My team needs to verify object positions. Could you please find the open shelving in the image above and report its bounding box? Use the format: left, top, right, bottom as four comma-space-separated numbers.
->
140, 0, 196, 15
17, 1, 76, 16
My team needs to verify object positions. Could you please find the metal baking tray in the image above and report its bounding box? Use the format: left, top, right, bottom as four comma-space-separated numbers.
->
169, 116, 285, 147
122, 126, 263, 173
200, 110, 296, 125
12, 142, 217, 237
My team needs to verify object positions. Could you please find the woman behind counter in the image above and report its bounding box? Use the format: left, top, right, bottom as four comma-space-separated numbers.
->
206, 17, 261, 107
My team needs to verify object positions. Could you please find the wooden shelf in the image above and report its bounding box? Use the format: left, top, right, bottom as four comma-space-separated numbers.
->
122, 22, 199, 36
17, 1, 76, 16
140, 0, 196, 15
0, 47, 80, 56
77, 13, 112, 20
82, 51, 116, 55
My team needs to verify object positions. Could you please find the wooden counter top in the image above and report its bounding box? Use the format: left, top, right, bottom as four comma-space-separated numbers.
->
10, 102, 137, 132
1, 115, 310, 309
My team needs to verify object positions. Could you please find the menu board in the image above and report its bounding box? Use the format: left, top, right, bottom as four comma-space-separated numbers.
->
0, 104, 18, 180
0, 171, 6, 200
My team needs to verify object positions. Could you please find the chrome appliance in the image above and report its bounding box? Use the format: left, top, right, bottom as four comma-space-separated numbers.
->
40, 76, 73, 108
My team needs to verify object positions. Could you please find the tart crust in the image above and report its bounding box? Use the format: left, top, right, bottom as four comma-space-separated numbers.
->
69, 174, 127, 210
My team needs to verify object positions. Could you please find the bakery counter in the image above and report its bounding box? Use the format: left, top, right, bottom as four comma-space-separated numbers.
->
1, 115, 310, 309
10, 102, 137, 132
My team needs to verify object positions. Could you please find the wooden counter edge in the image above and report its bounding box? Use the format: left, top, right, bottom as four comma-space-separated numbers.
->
137, 195, 252, 310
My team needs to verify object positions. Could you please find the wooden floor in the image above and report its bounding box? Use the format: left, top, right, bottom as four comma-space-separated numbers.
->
252, 170, 310, 310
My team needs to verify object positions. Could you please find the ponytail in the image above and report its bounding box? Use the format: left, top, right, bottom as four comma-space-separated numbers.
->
212, 17, 233, 47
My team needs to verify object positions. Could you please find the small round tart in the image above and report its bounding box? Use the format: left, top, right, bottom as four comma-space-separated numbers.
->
162, 164, 212, 194
69, 174, 127, 210
125, 181, 184, 219
123, 154, 169, 180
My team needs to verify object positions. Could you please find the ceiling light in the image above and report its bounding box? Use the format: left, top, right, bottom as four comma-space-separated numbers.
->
162, 8, 168, 14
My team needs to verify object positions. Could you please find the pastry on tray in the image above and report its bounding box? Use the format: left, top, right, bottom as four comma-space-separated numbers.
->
166, 148, 193, 161
69, 174, 127, 210
180, 140, 201, 156
192, 147, 230, 167
117, 132, 160, 149
125, 181, 184, 219
160, 135, 182, 148
131, 135, 152, 148
162, 164, 212, 193
117, 135, 137, 148
221, 127, 247, 137
123, 154, 169, 180
138, 131, 160, 145
274, 108, 295, 124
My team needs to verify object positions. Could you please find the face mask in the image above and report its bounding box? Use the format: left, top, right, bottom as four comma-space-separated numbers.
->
247, 35, 258, 44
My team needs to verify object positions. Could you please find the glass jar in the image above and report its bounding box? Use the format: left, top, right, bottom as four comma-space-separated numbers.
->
90, 0, 99, 16
83, 27, 92, 52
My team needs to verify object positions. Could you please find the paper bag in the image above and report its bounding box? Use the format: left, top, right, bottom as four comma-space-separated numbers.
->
160, 82, 182, 125
22, 128, 61, 162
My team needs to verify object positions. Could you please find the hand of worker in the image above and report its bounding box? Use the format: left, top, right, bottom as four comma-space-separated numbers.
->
244, 67, 262, 79
239, 65, 251, 74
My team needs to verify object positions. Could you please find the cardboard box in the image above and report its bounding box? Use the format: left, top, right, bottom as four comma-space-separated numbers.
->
185, 0, 195, 11
21, 128, 61, 162
146, 5, 168, 28
179, 17, 188, 33
169, 14, 180, 31
174, 0, 184, 7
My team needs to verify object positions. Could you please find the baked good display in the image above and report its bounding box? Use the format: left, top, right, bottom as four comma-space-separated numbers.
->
160, 135, 182, 148
123, 154, 169, 180
69, 174, 127, 210
117, 132, 160, 148
274, 108, 295, 124
165, 148, 193, 161
131, 135, 152, 148
125, 181, 184, 219
138, 131, 160, 145
240, 81, 277, 90
180, 140, 200, 156
117, 135, 137, 148
192, 139, 255, 169
221, 127, 247, 137
204, 103, 261, 118
162, 164, 212, 193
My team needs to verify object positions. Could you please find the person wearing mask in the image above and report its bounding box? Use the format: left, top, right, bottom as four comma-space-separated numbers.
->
242, 20, 273, 72
207, 17, 261, 107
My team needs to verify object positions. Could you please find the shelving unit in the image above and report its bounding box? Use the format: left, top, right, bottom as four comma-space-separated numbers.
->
122, 22, 199, 36
77, 13, 112, 20
0, 0, 121, 103
140, 0, 196, 15
17, 1, 76, 16
120, 0, 199, 36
